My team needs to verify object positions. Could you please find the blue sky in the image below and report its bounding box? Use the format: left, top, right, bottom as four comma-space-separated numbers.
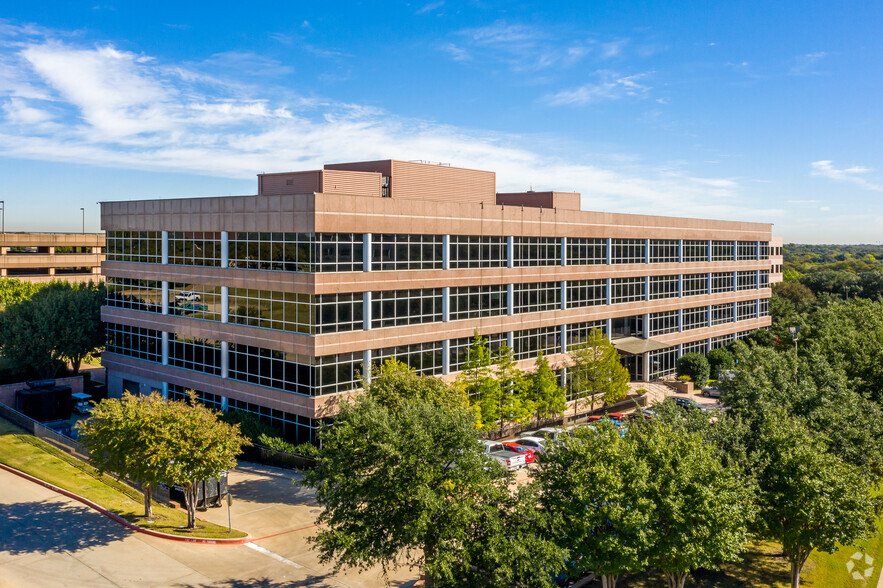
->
0, 1, 881, 242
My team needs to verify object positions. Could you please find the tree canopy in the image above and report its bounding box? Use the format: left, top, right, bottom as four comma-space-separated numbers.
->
568, 328, 630, 412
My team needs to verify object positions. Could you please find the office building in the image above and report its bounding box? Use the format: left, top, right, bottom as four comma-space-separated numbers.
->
1, 233, 105, 283
101, 160, 780, 443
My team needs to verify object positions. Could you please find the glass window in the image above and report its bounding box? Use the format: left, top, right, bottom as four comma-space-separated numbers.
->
682, 307, 708, 330
514, 236, 560, 267
682, 240, 709, 263
106, 277, 164, 313
682, 273, 709, 296
228, 232, 363, 273
168, 232, 222, 267
648, 311, 678, 336
168, 335, 223, 376
648, 347, 677, 379
514, 282, 560, 313
373, 341, 444, 376
449, 235, 507, 268
371, 288, 443, 328
711, 303, 733, 325
567, 279, 606, 308
105, 323, 162, 363
566, 238, 606, 265
649, 240, 679, 263
711, 240, 734, 261
449, 332, 508, 372
610, 277, 645, 303
649, 275, 679, 300
737, 300, 757, 321
736, 271, 757, 291
513, 326, 561, 360
105, 231, 162, 263
450, 285, 507, 320
372, 234, 443, 271
711, 272, 734, 293
610, 239, 646, 264
737, 241, 757, 261
168, 282, 222, 322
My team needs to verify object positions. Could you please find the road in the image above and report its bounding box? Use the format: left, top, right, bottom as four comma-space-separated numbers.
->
0, 465, 419, 587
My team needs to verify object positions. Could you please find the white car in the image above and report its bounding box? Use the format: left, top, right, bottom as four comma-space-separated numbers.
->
175, 291, 201, 303
513, 436, 547, 454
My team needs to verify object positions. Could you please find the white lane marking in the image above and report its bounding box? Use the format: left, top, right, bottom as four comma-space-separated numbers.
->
244, 542, 304, 568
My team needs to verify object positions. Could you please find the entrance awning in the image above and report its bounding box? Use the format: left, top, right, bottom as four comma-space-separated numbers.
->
612, 337, 670, 355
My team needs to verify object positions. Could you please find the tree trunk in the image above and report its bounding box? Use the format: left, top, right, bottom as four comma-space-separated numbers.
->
184, 484, 197, 528
790, 559, 804, 588
142, 484, 153, 518
664, 571, 689, 588
71, 357, 82, 375
601, 573, 619, 588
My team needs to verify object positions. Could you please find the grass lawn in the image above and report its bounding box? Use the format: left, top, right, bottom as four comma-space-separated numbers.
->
0, 417, 246, 539
582, 527, 882, 587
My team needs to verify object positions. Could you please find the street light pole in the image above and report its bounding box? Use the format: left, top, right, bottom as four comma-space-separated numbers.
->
80, 207, 85, 234
1, 200, 4, 233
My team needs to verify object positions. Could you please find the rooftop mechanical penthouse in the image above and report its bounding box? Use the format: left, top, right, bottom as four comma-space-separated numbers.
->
100, 159, 784, 444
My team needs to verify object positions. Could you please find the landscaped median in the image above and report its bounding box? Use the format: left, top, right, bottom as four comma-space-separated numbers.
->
0, 417, 248, 541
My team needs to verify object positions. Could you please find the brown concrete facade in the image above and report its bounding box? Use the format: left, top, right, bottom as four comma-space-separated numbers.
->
0, 233, 104, 283
100, 159, 779, 431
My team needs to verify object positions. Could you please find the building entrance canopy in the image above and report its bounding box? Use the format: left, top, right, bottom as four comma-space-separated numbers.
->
612, 337, 670, 356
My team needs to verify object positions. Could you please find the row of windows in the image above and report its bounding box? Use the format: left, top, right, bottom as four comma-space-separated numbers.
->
108, 300, 767, 398
107, 231, 772, 269
108, 274, 772, 335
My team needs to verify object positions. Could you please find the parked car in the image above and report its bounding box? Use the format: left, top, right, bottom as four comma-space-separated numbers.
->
513, 436, 547, 454
701, 386, 722, 398
481, 440, 527, 470
501, 442, 536, 463
175, 291, 201, 303
641, 408, 657, 420
671, 396, 701, 410
179, 302, 208, 311
530, 427, 568, 442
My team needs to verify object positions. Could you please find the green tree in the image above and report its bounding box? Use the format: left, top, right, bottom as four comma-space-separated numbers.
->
365, 357, 467, 414
568, 328, 630, 413
675, 352, 709, 388
635, 422, 754, 588
754, 413, 878, 588
706, 347, 735, 380
159, 394, 249, 528
533, 422, 652, 588
79, 392, 248, 527
526, 351, 566, 421
0, 281, 104, 377
303, 393, 562, 586
78, 392, 170, 518
458, 331, 498, 429
0, 278, 44, 311
490, 343, 530, 430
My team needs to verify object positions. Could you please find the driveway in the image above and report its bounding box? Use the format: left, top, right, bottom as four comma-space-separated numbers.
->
0, 465, 420, 587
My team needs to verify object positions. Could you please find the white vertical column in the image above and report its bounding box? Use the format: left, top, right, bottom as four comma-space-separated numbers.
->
678, 308, 683, 332
442, 339, 450, 375
643, 312, 650, 338
442, 234, 450, 270
756, 298, 760, 317
605, 278, 612, 305
756, 269, 761, 290
642, 352, 651, 382
560, 281, 567, 310
161, 332, 169, 366
220, 231, 229, 267
678, 239, 684, 263
161, 282, 169, 315
507, 236, 514, 268
221, 286, 229, 323
733, 240, 738, 262
221, 396, 229, 411
507, 331, 514, 351
363, 292, 372, 330
220, 341, 229, 378
707, 272, 713, 295
161, 230, 169, 264
756, 240, 761, 260
678, 274, 684, 298
677, 343, 683, 358
363, 233, 372, 272
605, 318, 612, 339
442, 287, 450, 322
645, 238, 651, 264
707, 305, 712, 328
560, 237, 567, 266
606, 238, 612, 264
733, 302, 738, 323
507, 283, 514, 315
706, 338, 712, 353
560, 324, 567, 353
161, 381, 168, 400
733, 270, 738, 292
363, 349, 372, 385
644, 276, 650, 301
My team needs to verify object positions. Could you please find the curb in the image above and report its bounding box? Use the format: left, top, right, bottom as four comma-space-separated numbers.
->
0, 462, 252, 545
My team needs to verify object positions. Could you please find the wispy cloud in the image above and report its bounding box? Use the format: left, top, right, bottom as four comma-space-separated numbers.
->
790, 51, 827, 76
0, 32, 779, 222
811, 160, 883, 192
416, 1, 444, 15
544, 71, 653, 105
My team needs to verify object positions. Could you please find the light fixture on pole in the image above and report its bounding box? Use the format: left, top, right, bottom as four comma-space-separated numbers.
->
80, 207, 85, 234
787, 325, 800, 355
0, 200, 4, 233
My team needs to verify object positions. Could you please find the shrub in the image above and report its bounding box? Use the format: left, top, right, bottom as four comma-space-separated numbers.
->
677, 375, 691, 382
676, 353, 710, 388
257, 434, 320, 458
707, 347, 735, 380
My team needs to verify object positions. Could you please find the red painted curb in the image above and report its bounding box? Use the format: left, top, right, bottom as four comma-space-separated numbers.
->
0, 462, 252, 545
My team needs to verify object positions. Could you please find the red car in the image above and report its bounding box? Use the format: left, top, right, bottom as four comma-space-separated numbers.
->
502, 442, 536, 463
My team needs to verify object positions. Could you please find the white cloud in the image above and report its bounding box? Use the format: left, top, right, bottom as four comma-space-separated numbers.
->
790, 51, 827, 76
545, 71, 652, 105
811, 160, 883, 192
416, 1, 444, 15
0, 36, 780, 223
